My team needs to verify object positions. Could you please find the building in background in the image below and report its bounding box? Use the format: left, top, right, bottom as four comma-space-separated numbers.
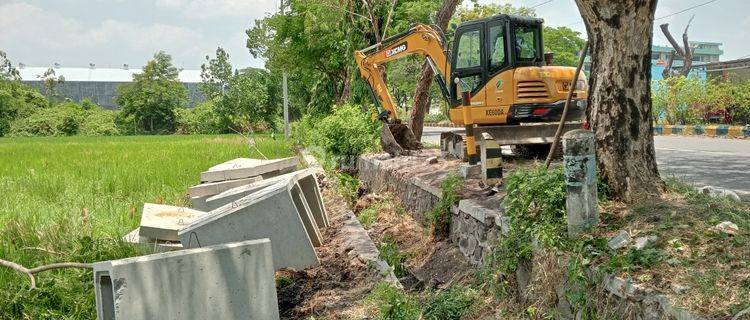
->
18, 65, 204, 109
583, 41, 724, 81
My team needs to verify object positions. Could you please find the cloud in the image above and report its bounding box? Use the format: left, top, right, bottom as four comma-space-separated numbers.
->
0, 2, 206, 67
155, 0, 278, 20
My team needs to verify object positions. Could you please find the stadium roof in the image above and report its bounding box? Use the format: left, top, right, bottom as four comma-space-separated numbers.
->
18, 67, 202, 83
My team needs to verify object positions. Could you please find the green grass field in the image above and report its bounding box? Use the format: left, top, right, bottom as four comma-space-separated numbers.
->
0, 134, 295, 319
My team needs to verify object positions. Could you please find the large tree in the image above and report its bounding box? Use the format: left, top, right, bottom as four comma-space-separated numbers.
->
200, 47, 233, 100
408, 0, 459, 140
115, 51, 187, 133
575, 0, 664, 202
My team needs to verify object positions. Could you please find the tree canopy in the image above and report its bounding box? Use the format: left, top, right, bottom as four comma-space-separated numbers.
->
115, 51, 187, 134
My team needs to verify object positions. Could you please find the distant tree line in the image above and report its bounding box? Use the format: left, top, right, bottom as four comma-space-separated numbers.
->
0, 49, 280, 137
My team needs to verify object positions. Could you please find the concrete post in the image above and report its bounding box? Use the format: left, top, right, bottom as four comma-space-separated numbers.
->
562, 129, 598, 236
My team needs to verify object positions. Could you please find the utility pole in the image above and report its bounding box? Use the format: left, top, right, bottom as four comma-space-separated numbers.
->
280, 0, 290, 139
283, 72, 289, 139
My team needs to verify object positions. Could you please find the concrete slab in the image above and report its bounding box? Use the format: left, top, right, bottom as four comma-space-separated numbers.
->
122, 228, 183, 252
139, 203, 207, 241
204, 170, 329, 229
204, 171, 301, 211
201, 157, 298, 183
296, 173, 329, 228
94, 239, 279, 320
187, 176, 262, 198
179, 182, 320, 270
190, 195, 208, 211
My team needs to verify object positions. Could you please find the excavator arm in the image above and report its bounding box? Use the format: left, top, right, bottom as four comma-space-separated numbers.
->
354, 24, 452, 121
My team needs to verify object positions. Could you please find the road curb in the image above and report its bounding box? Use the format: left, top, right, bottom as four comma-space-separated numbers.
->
653, 124, 750, 138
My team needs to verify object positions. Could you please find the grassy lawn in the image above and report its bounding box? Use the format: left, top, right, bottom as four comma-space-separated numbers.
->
0, 134, 295, 319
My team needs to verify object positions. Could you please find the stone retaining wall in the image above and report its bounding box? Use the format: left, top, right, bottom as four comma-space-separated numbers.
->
358, 151, 505, 266
357, 151, 709, 319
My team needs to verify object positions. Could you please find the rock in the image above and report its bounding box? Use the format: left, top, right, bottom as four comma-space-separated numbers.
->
671, 282, 690, 294
459, 163, 481, 179
714, 221, 739, 235
426, 156, 438, 164
698, 186, 741, 202
608, 230, 631, 250
633, 235, 658, 250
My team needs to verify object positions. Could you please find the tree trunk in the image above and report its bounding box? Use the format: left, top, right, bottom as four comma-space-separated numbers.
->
409, 0, 459, 140
575, 0, 665, 202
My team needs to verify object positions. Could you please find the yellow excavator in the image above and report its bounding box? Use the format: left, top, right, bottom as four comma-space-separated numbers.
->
355, 14, 588, 159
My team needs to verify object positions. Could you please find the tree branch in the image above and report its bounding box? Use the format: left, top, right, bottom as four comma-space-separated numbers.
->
0, 258, 93, 290
381, 0, 398, 40
659, 23, 685, 57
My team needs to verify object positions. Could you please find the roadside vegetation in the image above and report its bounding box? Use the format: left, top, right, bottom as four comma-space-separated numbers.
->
652, 75, 750, 125
0, 134, 294, 319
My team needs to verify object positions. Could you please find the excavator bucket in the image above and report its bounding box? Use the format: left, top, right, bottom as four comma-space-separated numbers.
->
380, 122, 422, 156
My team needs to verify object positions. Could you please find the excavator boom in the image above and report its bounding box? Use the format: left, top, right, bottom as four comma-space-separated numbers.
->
355, 24, 451, 122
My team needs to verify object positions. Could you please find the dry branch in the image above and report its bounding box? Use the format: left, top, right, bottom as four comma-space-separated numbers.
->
0, 258, 92, 290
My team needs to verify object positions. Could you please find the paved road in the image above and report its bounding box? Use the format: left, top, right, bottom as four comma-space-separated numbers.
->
422, 127, 750, 200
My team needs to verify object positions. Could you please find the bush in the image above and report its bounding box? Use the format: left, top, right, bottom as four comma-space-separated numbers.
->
80, 109, 120, 136
175, 100, 222, 134
9, 103, 85, 137
303, 104, 380, 167
0, 80, 48, 136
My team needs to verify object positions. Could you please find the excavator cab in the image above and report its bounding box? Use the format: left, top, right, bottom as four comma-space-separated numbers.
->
449, 15, 544, 104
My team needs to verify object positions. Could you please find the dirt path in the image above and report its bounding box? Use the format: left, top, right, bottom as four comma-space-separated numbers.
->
276, 178, 382, 319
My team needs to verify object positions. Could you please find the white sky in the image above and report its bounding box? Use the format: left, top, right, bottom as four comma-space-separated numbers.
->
1, 0, 747, 70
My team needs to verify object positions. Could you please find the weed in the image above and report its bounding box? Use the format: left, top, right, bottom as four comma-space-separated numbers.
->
422, 285, 478, 320
367, 282, 420, 320
359, 206, 378, 229
426, 173, 461, 237
276, 275, 295, 288
605, 246, 665, 272
377, 236, 409, 277
333, 172, 360, 207
492, 166, 567, 274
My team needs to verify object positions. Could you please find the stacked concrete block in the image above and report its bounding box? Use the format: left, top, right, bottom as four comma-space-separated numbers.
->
122, 228, 183, 252
179, 180, 321, 270
188, 157, 299, 211
187, 176, 262, 198
203, 169, 330, 228
94, 239, 279, 320
200, 157, 298, 183
138, 203, 207, 241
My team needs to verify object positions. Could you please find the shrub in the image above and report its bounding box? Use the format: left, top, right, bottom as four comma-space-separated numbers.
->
493, 166, 567, 273
0, 80, 48, 136
80, 109, 120, 136
9, 103, 85, 137
305, 104, 380, 167
175, 100, 222, 134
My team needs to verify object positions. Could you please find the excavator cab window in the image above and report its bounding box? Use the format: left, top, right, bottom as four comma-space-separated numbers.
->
513, 24, 542, 64
449, 15, 543, 105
